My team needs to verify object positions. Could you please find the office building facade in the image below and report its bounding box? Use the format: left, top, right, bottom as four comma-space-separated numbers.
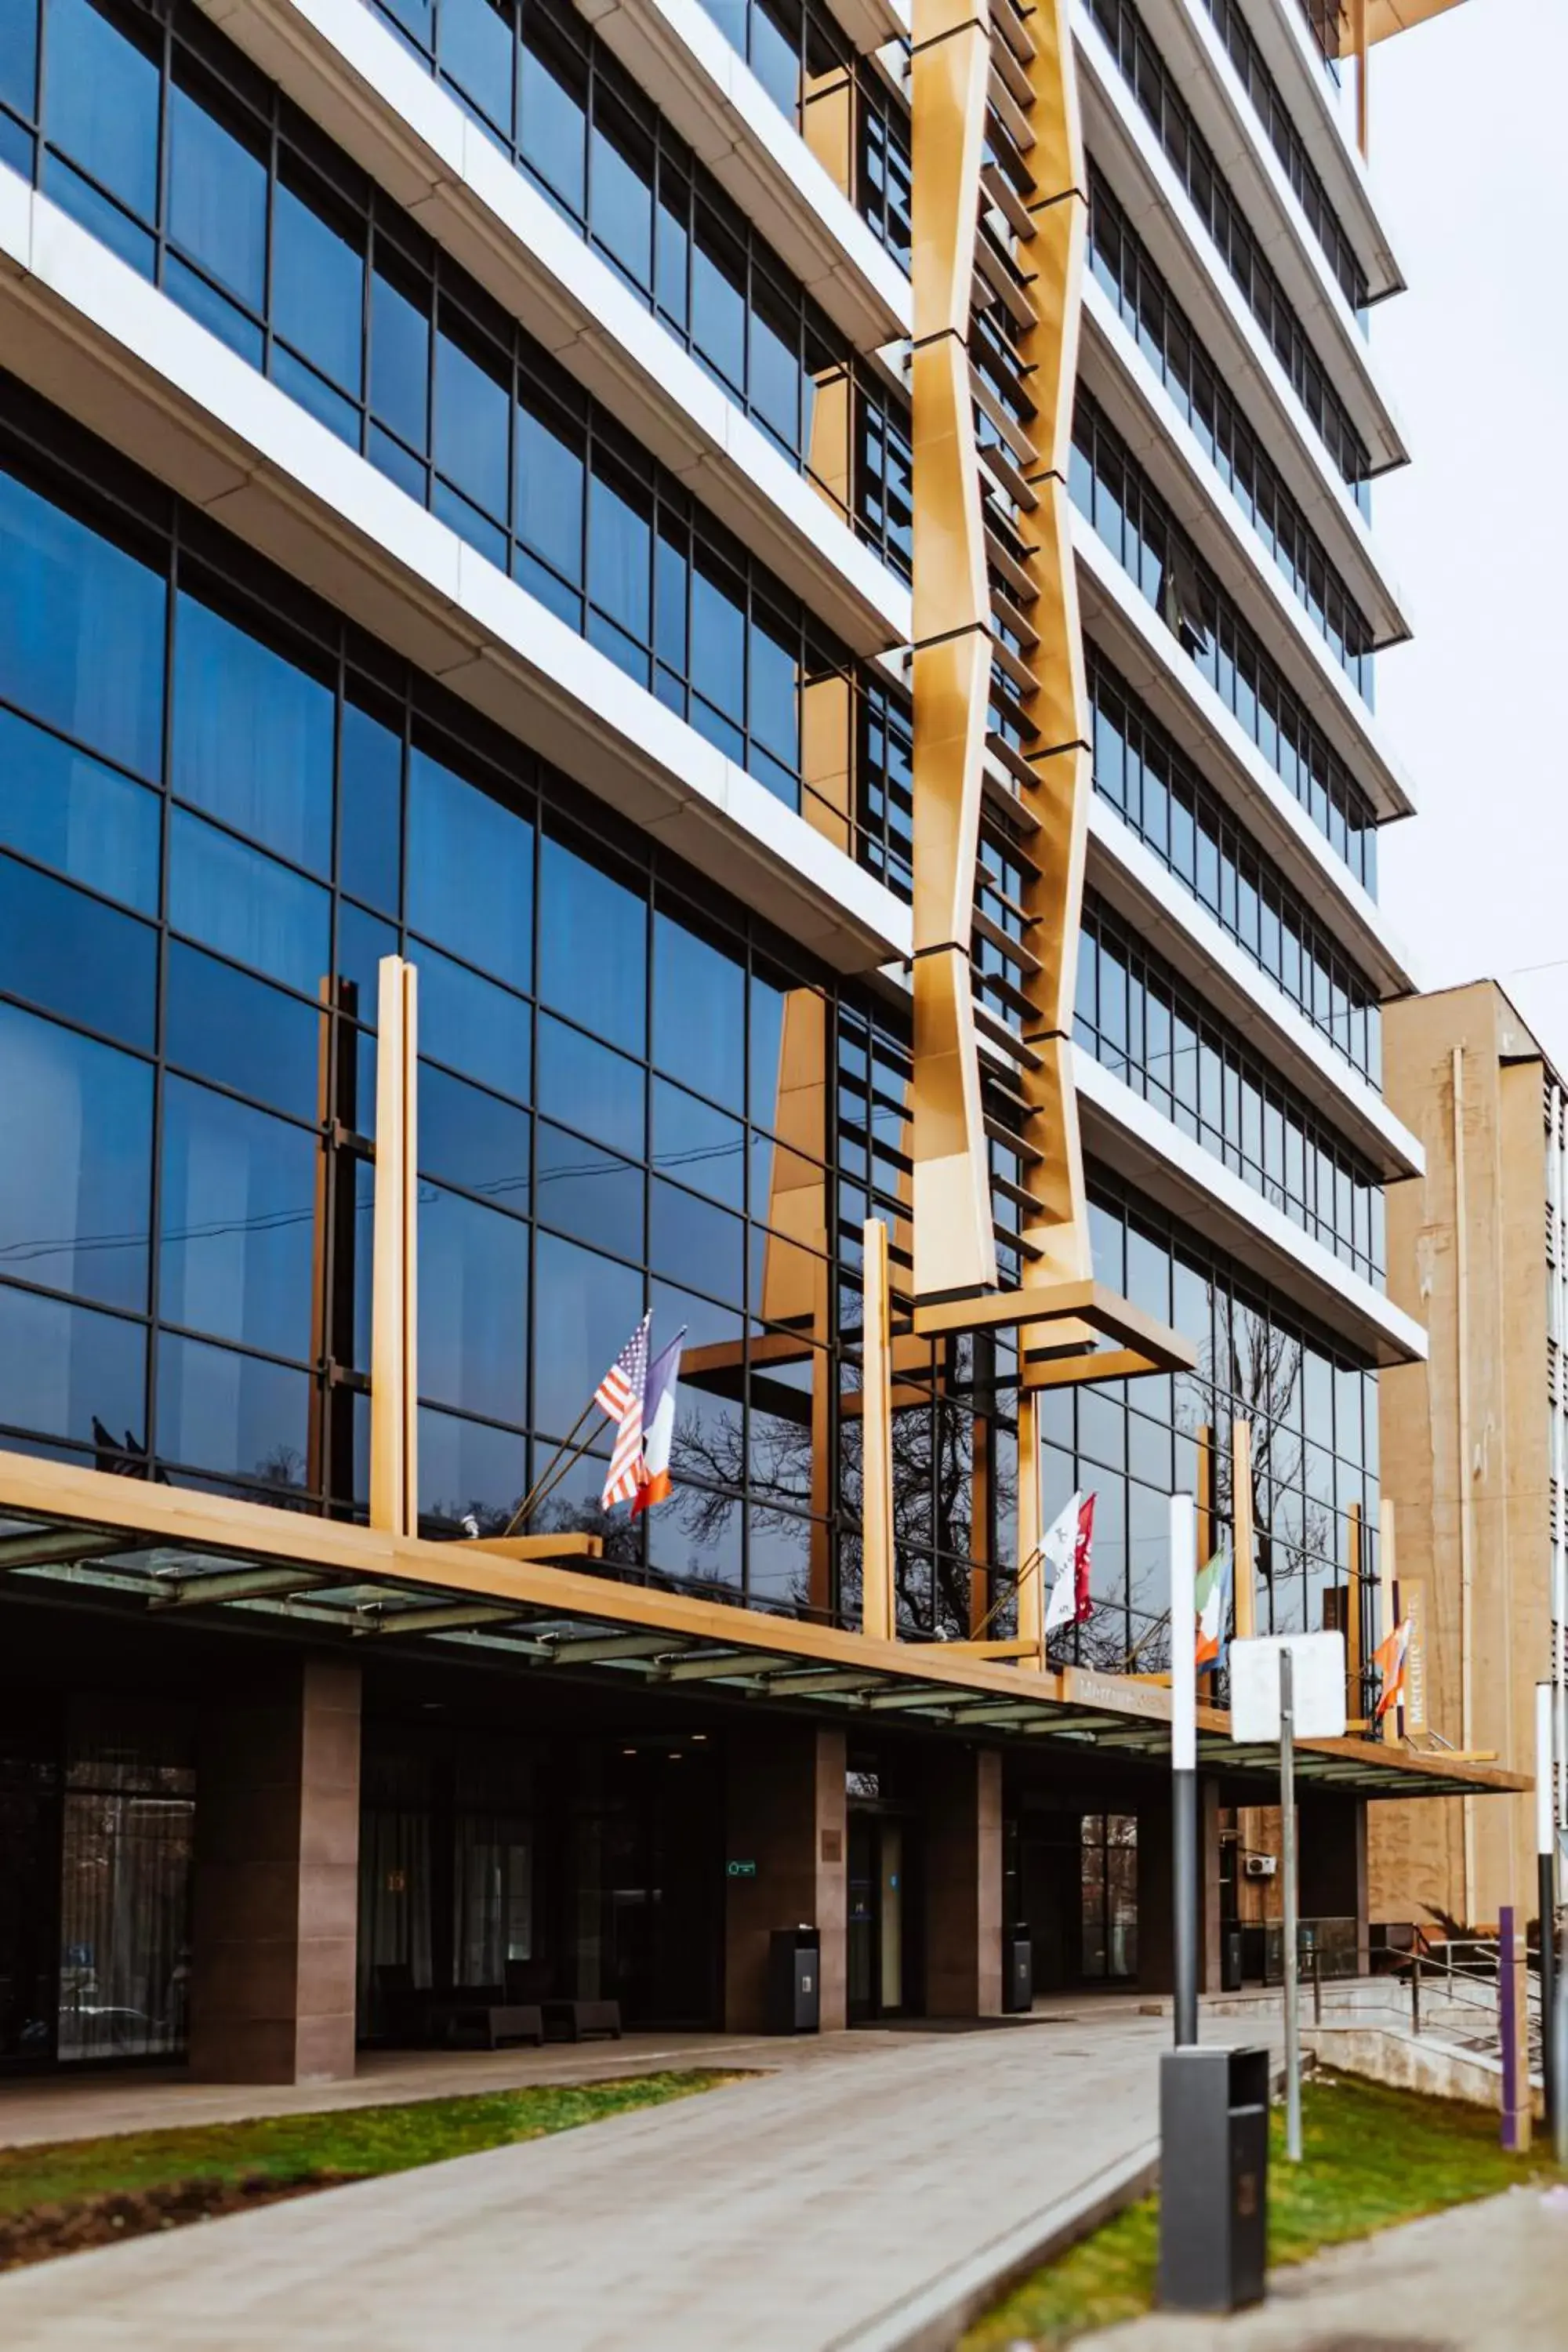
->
0, 0, 1500, 2078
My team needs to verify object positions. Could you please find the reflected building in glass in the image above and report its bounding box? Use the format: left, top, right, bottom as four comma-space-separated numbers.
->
0, 0, 1494, 2079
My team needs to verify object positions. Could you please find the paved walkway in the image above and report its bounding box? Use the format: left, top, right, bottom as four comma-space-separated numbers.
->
1087, 2183, 1568, 2350
0, 2010, 1213, 2350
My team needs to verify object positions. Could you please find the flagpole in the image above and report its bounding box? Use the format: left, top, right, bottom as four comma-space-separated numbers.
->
1170, 1491, 1199, 2049
501, 1392, 602, 1538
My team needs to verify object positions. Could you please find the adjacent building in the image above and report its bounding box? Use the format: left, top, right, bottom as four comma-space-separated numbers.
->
1371, 981, 1564, 1933
0, 0, 1504, 2082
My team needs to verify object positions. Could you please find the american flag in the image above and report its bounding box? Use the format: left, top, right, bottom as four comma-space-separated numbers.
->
594, 1316, 650, 1422
596, 1316, 650, 1511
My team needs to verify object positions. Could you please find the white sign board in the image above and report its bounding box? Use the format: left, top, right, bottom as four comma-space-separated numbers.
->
1229, 1632, 1347, 1743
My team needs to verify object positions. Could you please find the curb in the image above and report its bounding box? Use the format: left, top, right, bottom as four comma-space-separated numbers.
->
826, 2138, 1160, 2352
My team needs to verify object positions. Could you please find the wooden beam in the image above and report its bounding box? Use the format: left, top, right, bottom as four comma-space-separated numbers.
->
1379, 1497, 1398, 1744
370, 956, 419, 1541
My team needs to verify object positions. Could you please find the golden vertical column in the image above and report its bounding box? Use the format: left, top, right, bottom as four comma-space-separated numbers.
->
370, 955, 419, 1540
1379, 1497, 1398, 1744
909, 0, 997, 1306
1232, 1418, 1256, 1641
861, 1218, 897, 1642
1015, 0, 1094, 1288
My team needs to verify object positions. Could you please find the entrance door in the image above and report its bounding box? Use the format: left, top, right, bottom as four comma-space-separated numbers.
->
0, 1759, 60, 2067
847, 1812, 914, 2020
577, 1747, 720, 2027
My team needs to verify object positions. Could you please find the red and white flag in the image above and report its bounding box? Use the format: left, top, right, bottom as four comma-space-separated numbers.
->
597, 1316, 651, 1510
1043, 1491, 1096, 1634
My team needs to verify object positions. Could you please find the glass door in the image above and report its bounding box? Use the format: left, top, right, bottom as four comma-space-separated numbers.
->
847, 1811, 916, 2020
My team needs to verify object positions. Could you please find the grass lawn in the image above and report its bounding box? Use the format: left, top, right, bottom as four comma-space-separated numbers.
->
0, 2069, 742, 2270
962, 2071, 1560, 2350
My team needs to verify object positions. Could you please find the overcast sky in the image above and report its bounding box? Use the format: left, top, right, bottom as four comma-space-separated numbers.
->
1372, 0, 1568, 1068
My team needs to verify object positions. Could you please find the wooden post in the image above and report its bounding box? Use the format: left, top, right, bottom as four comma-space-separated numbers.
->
1352, 0, 1369, 160
370, 956, 419, 1539
1196, 1423, 1214, 1571
1232, 1417, 1255, 1641
861, 1218, 896, 1644
1379, 1497, 1398, 1744
1017, 1392, 1044, 1671
1347, 1500, 1363, 1723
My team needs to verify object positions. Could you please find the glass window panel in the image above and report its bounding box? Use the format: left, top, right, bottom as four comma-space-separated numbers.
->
273, 172, 366, 397
0, 1000, 151, 1312
167, 808, 330, 997
164, 940, 324, 1123
652, 906, 743, 1109
43, 0, 159, 221
691, 546, 745, 724
538, 829, 646, 1055
0, 849, 155, 1051
532, 1231, 641, 1441
335, 902, 398, 1036
535, 1120, 642, 1258
440, 0, 514, 132
42, 150, 155, 277
339, 692, 402, 914
652, 1078, 743, 1210
419, 1403, 525, 1534
537, 1013, 644, 1160
416, 943, 532, 1102
0, 464, 165, 778
371, 261, 430, 452
750, 279, 800, 452
514, 386, 584, 588
419, 1066, 530, 1216
650, 1178, 743, 1301
434, 316, 510, 523
156, 1331, 311, 1489
0, 0, 36, 118
407, 746, 532, 993
587, 461, 652, 646
159, 1076, 318, 1363
0, 1282, 146, 1454
172, 591, 333, 869
166, 78, 267, 312
419, 1181, 528, 1422
750, 607, 798, 770
0, 708, 160, 915
589, 95, 653, 292
651, 1485, 742, 1595
520, 0, 587, 217
691, 212, 746, 390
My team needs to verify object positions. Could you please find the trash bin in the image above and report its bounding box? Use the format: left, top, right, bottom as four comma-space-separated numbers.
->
1002, 1924, 1033, 2014
1221, 1923, 1244, 1993
767, 1926, 821, 2034
1156, 2045, 1269, 2313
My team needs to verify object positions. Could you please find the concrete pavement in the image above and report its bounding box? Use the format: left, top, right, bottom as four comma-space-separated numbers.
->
0, 2012, 1194, 2350
1085, 2183, 1568, 2351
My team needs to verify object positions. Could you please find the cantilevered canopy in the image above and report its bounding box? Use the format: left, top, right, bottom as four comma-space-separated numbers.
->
1359, 0, 1469, 43
0, 1446, 1525, 1804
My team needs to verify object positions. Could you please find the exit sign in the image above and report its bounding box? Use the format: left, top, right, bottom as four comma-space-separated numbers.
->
726, 1859, 757, 1879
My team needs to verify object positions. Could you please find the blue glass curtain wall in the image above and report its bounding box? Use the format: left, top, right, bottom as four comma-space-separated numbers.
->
1071, 391, 1380, 893
1042, 1165, 1381, 1682
688, 0, 911, 267
1087, 169, 1374, 699
0, 0, 912, 579
0, 378, 858, 1617
1195, 0, 1367, 318
1088, 650, 1382, 1085
1075, 892, 1386, 1287
1082, 0, 1372, 509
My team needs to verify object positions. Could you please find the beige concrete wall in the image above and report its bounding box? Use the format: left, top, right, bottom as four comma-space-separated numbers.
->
1372, 983, 1552, 1932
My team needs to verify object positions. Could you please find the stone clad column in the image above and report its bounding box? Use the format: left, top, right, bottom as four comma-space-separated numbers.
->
1138, 1778, 1221, 1996
190, 1653, 361, 2083
724, 1724, 848, 2033
923, 1744, 1003, 2018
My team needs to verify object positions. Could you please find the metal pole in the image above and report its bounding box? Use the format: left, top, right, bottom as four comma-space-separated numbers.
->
1171, 1492, 1199, 2048
1539, 1683, 1557, 2133
1280, 1646, 1302, 2162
